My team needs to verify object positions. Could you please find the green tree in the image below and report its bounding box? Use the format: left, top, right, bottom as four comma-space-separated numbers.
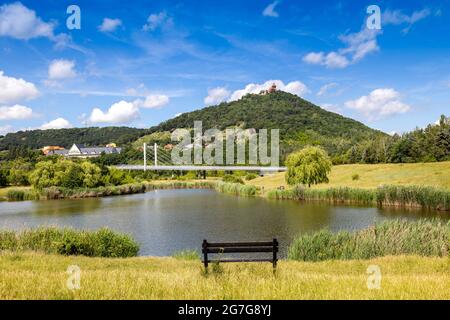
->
285, 146, 332, 187
80, 162, 102, 188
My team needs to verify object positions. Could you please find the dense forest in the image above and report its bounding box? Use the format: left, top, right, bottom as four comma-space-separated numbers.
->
0, 127, 149, 150
347, 115, 450, 163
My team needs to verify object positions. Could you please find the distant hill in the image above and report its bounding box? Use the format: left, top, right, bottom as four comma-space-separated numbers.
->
147, 91, 386, 160
0, 127, 148, 150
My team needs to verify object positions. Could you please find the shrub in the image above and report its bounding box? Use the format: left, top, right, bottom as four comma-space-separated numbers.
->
0, 227, 139, 258
245, 173, 258, 181
222, 174, 244, 184
352, 173, 360, 181
288, 219, 449, 261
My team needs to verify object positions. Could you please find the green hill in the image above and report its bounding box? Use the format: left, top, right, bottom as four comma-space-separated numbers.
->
0, 127, 148, 150
146, 91, 386, 161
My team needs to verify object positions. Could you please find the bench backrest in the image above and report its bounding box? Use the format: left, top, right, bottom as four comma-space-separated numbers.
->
201, 239, 279, 269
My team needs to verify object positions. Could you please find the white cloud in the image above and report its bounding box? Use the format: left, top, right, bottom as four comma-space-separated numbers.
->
321, 103, 342, 115
383, 8, 431, 33
303, 27, 379, 68
0, 71, 39, 104
40, 117, 72, 130
263, 1, 280, 18
0, 125, 13, 135
303, 52, 324, 64
345, 88, 411, 120
317, 83, 338, 96
98, 18, 122, 32
0, 2, 54, 40
303, 51, 350, 69
229, 80, 309, 101
48, 59, 77, 80
0, 104, 34, 120
134, 95, 169, 109
204, 87, 230, 106
143, 12, 172, 31
88, 100, 139, 124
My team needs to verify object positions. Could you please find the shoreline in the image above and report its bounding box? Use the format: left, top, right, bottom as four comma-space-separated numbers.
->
2, 180, 450, 212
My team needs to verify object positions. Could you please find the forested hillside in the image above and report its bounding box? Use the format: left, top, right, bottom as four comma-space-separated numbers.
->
0, 127, 149, 150
148, 91, 386, 162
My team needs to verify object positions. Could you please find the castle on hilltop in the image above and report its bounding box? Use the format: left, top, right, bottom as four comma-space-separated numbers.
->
259, 83, 277, 95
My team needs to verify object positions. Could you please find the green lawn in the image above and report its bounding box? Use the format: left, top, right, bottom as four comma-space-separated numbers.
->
0, 252, 448, 299
251, 161, 450, 191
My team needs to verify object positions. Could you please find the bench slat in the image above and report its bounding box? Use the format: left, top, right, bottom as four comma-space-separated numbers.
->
205, 247, 274, 253
206, 258, 274, 263
205, 241, 274, 247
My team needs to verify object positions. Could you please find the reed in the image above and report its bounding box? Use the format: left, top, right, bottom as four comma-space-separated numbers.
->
267, 184, 450, 210
0, 227, 139, 258
214, 181, 258, 196
288, 219, 449, 261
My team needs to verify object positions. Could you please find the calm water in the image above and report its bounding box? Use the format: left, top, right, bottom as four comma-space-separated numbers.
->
0, 189, 448, 257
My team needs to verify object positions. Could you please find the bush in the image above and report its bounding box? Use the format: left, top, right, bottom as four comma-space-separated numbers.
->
0, 227, 139, 258
245, 173, 258, 181
288, 219, 449, 261
222, 174, 244, 184
352, 173, 360, 181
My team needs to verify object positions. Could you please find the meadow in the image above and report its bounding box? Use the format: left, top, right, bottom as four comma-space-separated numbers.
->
251, 161, 450, 191
0, 252, 448, 299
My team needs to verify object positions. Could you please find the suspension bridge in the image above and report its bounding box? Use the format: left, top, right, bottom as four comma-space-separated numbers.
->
115, 143, 286, 175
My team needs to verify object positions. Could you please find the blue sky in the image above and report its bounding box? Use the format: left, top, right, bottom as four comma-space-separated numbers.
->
0, 0, 449, 135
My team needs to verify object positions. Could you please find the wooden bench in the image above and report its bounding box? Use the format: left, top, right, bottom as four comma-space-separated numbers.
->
201, 239, 279, 269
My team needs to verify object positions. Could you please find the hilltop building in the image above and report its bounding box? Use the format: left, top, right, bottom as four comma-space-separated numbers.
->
259, 83, 277, 95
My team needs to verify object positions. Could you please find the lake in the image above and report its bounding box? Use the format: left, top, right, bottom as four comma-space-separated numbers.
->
0, 189, 448, 257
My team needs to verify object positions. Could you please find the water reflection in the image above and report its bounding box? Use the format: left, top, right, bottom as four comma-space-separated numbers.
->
0, 189, 447, 257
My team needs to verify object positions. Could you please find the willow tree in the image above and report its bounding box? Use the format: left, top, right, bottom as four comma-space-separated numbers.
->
285, 146, 332, 187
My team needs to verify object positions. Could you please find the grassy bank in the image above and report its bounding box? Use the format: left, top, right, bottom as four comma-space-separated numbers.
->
214, 181, 259, 196
252, 161, 450, 191
0, 252, 448, 299
267, 184, 450, 211
288, 220, 449, 261
0, 227, 139, 258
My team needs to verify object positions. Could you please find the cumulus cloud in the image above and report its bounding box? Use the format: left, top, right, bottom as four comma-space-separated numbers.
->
263, 1, 280, 17
0, 2, 54, 40
229, 80, 309, 101
48, 59, 77, 80
143, 12, 172, 31
133, 95, 169, 109
0, 71, 39, 104
98, 18, 122, 32
0, 125, 13, 135
40, 117, 72, 130
88, 100, 139, 124
345, 88, 411, 120
303, 28, 378, 69
0, 104, 34, 120
317, 83, 338, 96
204, 87, 230, 106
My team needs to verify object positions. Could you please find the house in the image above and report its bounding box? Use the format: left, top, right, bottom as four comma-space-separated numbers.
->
45, 143, 122, 158
66, 144, 122, 158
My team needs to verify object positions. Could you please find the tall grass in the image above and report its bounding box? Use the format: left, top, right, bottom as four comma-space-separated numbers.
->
144, 181, 216, 191
0, 227, 139, 257
288, 219, 450, 261
214, 181, 259, 196
267, 184, 450, 210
